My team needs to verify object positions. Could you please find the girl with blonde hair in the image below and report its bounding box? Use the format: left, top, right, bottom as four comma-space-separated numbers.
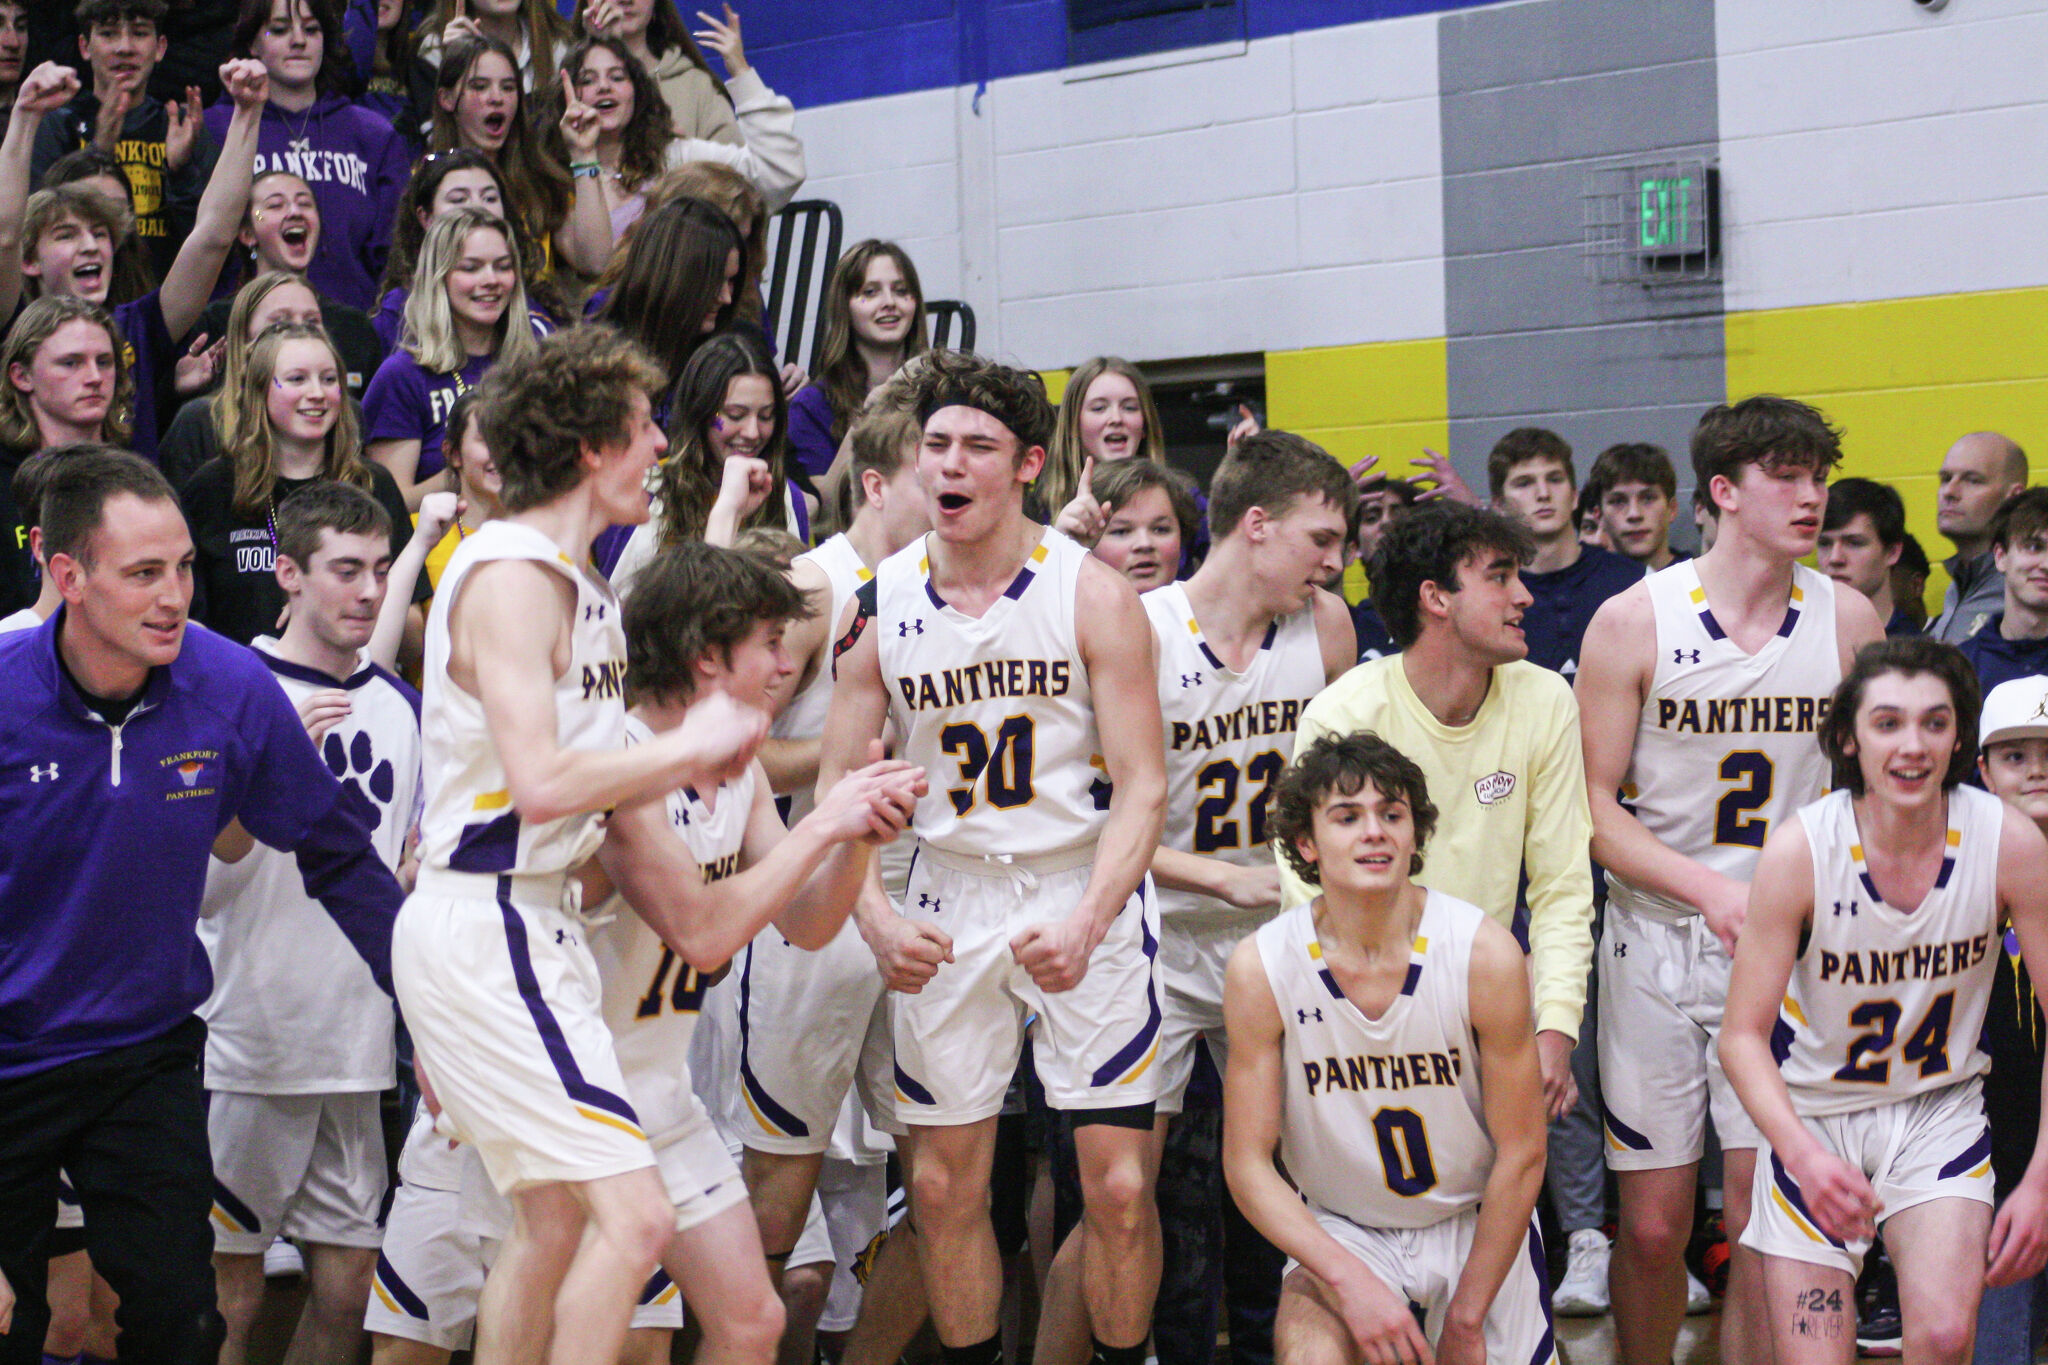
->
181, 322, 419, 643
364, 208, 540, 507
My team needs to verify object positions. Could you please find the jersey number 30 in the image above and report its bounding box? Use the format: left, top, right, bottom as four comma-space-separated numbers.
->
941, 717, 1036, 816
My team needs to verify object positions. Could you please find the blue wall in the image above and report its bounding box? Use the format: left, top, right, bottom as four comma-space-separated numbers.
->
736, 0, 1495, 109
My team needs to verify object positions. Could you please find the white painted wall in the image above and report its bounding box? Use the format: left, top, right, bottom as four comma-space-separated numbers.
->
1717, 0, 2048, 312
788, 14, 1447, 369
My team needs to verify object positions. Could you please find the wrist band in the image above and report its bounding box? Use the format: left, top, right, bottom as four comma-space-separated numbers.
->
570, 162, 601, 179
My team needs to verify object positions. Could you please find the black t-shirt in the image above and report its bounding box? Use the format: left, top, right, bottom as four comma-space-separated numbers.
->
178, 458, 425, 645
0, 441, 41, 617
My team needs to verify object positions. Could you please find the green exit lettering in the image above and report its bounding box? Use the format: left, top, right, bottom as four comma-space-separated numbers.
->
1639, 175, 1694, 249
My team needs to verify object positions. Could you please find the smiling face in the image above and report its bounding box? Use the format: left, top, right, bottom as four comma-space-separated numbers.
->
12, 317, 118, 439
1983, 736, 2048, 825
919, 405, 1040, 545
586, 388, 667, 525
442, 51, 519, 153
450, 418, 503, 510
1433, 547, 1531, 666
706, 372, 776, 465
252, 0, 323, 93
54, 491, 193, 680
27, 212, 115, 304
284, 527, 390, 656
1495, 456, 1574, 540
572, 46, 635, 137
702, 615, 796, 712
1092, 485, 1181, 593
242, 173, 320, 274
1846, 670, 1962, 807
1295, 779, 1418, 901
446, 225, 515, 341
1078, 370, 1144, 463
80, 17, 165, 94
424, 166, 505, 226
264, 336, 343, 448
1996, 521, 2048, 619
849, 253, 915, 350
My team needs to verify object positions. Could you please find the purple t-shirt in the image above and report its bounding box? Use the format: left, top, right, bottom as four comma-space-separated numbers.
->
363, 350, 491, 483
786, 383, 837, 481
206, 96, 411, 313
115, 291, 176, 462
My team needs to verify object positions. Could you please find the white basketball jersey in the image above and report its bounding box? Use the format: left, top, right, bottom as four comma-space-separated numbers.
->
417, 521, 627, 877
1776, 786, 2003, 1116
589, 716, 755, 1137
200, 643, 420, 1093
1609, 561, 1841, 921
774, 534, 872, 823
873, 527, 1104, 858
1255, 892, 1494, 1229
1147, 584, 1324, 929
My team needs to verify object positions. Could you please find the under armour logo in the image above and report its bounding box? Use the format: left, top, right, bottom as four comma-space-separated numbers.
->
1833, 899, 1859, 917
1673, 648, 1701, 665
28, 762, 56, 782
917, 893, 941, 912
1297, 1008, 1323, 1024
555, 928, 576, 946
1180, 673, 1203, 689
1612, 941, 1628, 957
898, 620, 924, 637
584, 603, 607, 621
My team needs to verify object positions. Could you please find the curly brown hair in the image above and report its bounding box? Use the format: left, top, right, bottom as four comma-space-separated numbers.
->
623, 539, 812, 707
1268, 732, 1439, 886
545, 36, 674, 194
476, 325, 667, 513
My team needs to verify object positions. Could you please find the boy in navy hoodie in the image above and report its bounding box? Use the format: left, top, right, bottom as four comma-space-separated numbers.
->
31, 0, 215, 282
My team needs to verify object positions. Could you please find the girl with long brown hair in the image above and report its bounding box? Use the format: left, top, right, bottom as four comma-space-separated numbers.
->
786, 238, 926, 482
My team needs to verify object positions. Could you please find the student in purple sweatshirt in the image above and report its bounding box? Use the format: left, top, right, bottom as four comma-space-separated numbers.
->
204, 0, 409, 313
0, 58, 269, 462
0, 448, 401, 1365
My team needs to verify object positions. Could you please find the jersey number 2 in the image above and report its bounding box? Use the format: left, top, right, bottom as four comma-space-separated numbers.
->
1372, 1107, 1438, 1197
1715, 751, 1774, 848
1193, 751, 1284, 853
940, 717, 1036, 816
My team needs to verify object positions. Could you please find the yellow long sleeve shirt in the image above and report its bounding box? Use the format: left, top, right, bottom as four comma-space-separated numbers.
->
1282, 655, 1596, 1039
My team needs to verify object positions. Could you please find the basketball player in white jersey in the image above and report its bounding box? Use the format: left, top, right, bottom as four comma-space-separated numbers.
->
817, 351, 1168, 1365
391, 327, 769, 1365
1721, 639, 2048, 1362
588, 539, 924, 1365
201, 484, 421, 1365
1576, 396, 1886, 1365
740, 405, 928, 1278
1223, 731, 1550, 1365
1034, 431, 1358, 1365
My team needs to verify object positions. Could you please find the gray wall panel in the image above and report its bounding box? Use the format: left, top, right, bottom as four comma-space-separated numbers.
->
1439, 0, 1725, 495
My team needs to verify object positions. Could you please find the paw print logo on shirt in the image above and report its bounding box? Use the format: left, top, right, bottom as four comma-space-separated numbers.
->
325, 729, 395, 814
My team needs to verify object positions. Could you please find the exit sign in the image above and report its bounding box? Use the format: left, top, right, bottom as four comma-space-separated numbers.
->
1639, 174, 1699, 251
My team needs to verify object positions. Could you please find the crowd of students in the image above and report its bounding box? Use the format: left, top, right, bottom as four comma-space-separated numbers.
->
2, 4, 2048, 1365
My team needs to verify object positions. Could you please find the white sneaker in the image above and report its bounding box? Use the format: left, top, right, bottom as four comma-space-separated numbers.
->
1552, 1228, 1611, 1316
263, 1237, 304, 1280
1684, 1266, 1713, 1315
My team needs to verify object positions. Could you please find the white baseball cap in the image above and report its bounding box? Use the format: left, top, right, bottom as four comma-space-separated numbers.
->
1979, 675, 2048, 750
